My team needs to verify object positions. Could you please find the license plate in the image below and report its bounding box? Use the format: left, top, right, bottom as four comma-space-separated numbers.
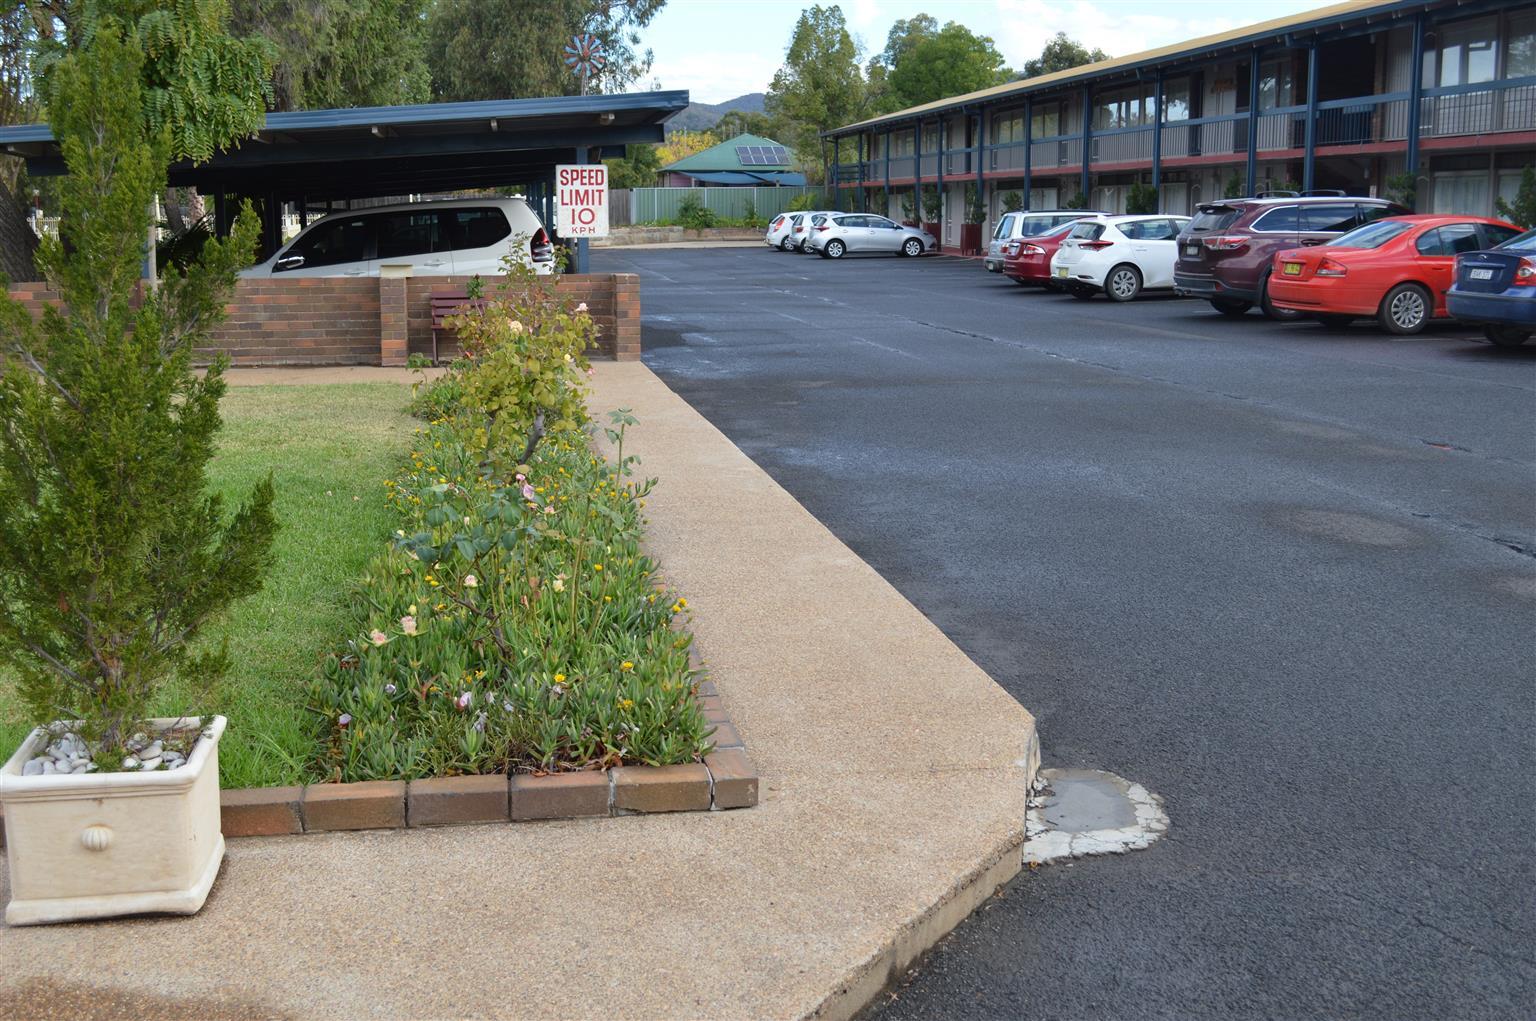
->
1055, 266, 1069, 279
1470, 268, 1494, 280
1185, 244, 1200, 257
1282, 262, 1302, 276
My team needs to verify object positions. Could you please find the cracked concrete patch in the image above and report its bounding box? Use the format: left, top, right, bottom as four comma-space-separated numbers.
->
1024, 768, 1169, 865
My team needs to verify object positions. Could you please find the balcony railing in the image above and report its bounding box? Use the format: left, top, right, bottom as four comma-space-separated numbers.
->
1420, 75, 1536, 138
1091, 125, 1154, 165
840, 75, 1536, 186
1159, 113, 1248, 158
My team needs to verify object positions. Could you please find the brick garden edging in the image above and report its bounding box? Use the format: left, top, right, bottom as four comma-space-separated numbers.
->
214, 681, 755, 838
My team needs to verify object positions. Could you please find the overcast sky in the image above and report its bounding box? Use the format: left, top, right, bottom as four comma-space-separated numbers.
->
640, 0, 1328, 104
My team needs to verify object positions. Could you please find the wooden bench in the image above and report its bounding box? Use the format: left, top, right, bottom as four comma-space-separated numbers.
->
428, 291, 488, 364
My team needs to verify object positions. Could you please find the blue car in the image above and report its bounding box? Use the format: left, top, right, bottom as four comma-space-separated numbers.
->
1447, 228, 1536, 348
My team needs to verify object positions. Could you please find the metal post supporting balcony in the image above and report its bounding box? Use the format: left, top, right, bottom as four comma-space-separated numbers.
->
938, 117, 946, 243
1407, 12, 1426, 178
1152, 72, 1164, 198
1303, 40, 1319, 192
860, 132, 872, 211
1023, 97, 1033, 209
1081, 85, 1093, 202
975, 108, 985, 229
1246, 47, 1260, 195
884, 129, 891, 213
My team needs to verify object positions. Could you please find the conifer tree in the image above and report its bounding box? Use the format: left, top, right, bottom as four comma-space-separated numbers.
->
0, 24, 276, 754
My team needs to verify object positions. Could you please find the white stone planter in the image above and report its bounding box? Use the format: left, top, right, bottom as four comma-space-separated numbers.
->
0, 715, 226, 926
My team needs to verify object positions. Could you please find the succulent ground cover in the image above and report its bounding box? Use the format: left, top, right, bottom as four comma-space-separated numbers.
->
309, 269, 711, 782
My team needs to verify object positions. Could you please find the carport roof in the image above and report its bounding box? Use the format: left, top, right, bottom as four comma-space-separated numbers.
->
0, 91, 689, 201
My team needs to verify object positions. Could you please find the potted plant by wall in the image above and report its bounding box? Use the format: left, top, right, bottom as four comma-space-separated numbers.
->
900, 193, 917, 226
960, 185, 985, 256
0, 29, 276, 926
921, 186, 943, 248
1000, 191, 1024, 214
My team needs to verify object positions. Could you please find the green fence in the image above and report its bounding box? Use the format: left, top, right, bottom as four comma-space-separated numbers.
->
620, 186, 828, 225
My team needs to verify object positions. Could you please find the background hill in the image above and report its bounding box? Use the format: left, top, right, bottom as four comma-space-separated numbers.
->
667, 92, 766, 132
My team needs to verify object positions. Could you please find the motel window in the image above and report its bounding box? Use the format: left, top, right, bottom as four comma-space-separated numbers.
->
1095, 85, 1153, 130
1161, 78, 1192, 122
1430, 15, 1498, 87
1258, 59, 1296, 110
1031, 103, 1062, 138
992, 109, 1026, 144
1507, 9, 1536, 79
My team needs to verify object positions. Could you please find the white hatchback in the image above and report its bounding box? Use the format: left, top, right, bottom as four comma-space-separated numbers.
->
764, 213, 797, 250
1049, 214, 1192, 301
241, 197, 555, 278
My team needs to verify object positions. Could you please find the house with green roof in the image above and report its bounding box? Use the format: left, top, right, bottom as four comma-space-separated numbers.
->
660, 133, 804, 187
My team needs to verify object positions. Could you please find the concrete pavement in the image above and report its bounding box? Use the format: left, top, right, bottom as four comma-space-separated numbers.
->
0, 364, 1039, 1020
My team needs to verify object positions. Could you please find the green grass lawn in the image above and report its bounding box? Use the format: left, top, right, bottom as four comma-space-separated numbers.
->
0, 383, 417, 789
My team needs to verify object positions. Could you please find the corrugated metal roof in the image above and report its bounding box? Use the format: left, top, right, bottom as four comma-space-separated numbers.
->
829, 0, 1420, 135
664, 133, 794, 172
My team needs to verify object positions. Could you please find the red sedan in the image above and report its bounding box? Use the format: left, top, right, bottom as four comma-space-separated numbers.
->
1267, 214, 1523, 334
1002, 220, 1081, 288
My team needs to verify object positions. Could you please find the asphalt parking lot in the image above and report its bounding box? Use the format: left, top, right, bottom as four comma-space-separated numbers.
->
594, 245, 1536, 1020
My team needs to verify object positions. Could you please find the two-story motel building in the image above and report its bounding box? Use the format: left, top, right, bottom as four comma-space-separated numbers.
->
823, 0, 1535, 251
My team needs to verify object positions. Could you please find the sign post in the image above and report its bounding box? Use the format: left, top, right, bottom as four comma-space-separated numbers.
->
556, 161, 608, 274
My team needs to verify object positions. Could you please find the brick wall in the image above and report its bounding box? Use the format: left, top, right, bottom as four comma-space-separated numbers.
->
5, 272, 641, 366
404, 274, 636, 363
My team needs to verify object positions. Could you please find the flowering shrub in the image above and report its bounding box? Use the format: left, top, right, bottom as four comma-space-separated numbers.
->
311, 269, 710, 781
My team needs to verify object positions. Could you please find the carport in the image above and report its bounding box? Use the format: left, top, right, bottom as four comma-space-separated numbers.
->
0, 90, 688, 273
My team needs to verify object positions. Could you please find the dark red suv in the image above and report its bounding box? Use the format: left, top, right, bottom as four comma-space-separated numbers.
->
1174, 194, 1411, 319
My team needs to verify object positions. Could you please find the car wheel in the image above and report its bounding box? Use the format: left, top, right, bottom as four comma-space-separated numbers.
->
1314, 313, 1354, 328
1484, 324, 1532, 348
825, 239, 846, 259
1260, 274, 1305, 322
1068, 283, 1095, 300
1105, 264, 1142, 302
1378, 283, 1431, 335
901, 238, 923, 257
1211, 298, 1251, 317
779, 237, 794, 251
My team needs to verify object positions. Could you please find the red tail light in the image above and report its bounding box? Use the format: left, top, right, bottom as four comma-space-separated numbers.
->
770, 216, 783, 229
1202, 235, 1249, 251
815, 225, 830, 232
1079, 240, 1114, 251
530, 227, 553, 263
1316, 258, 1348, 277
1517, 257, 1536, 282
1020, 243, 1045, 256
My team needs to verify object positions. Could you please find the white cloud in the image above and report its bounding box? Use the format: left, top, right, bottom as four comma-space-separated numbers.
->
992, 0, 1254, 72
649, 49, 783, 105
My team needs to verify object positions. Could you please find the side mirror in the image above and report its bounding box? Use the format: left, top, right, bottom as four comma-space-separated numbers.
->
274, 254, 305, 271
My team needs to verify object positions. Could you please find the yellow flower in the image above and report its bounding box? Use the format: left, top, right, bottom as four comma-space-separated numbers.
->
554, 673, 566, 683
620, 661, 634, 671
593, 563, 603, 572
408, 604, 417, 614
678, 597, 688, 608
603, 594, 612, 602
619, 698, 635, 710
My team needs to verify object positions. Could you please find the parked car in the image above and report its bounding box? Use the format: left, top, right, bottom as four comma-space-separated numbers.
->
985, 210, 1103, 271
1266, 215, 1523, 335
1447, 227, 1536, 347
1001, 220, 1086, 288
1174, 194, 1411, 318
1049, 214, 1191, 300
787, 211, 832, 253
807, 213, 936, 259
765, 213, 796, 251
798, 212, 834, 252
242, 197, 554, 278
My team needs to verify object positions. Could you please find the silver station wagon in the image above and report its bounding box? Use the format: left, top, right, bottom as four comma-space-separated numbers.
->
806, 213, 936, 259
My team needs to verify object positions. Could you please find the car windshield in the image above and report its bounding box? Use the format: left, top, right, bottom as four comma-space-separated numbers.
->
1068, 221, 1106, 241
1035, 221, 1078, 239
1327, 220, 1412, 249
1496, 227, 1536, 251
1018, 215, 1064, 235
992, 214, 1016, 240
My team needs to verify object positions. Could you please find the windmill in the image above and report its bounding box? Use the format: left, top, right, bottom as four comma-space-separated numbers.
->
563, 33, 606, 96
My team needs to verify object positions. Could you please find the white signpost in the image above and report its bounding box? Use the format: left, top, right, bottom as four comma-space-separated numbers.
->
555, 164, 609, 239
